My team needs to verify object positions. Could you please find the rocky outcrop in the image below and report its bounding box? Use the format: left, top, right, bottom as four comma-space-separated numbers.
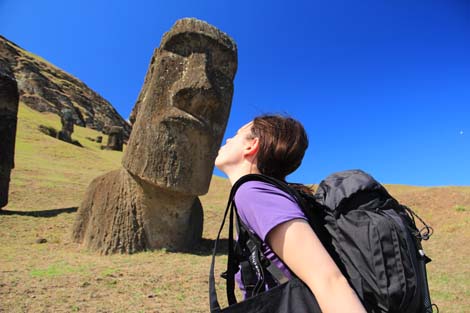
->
0, 35, 131, 139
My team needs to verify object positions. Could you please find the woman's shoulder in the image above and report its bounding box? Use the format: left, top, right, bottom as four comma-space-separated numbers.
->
236, 179, 274, 192
233, 179, 306, 241
235, 180, 294, 201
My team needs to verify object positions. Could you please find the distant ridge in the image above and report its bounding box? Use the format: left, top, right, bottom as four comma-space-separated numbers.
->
0, 35, 131, 139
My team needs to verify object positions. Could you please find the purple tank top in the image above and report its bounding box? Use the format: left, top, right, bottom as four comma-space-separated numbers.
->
233, 180, 307, 297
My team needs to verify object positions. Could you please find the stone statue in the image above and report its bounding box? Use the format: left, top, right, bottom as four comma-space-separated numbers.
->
122, 18, 237, 194
72, 18, 237, 254
105, 126, 123, 151
57, 108, 74, 143
0, 72, 20, 209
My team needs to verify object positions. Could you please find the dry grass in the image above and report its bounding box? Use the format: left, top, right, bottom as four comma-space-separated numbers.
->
1, 104, 469, 312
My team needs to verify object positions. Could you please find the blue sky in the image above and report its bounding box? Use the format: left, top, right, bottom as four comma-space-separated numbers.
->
1, 0, 469, 186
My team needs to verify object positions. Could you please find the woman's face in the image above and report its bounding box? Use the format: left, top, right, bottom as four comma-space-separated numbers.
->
215, 122, 253, 173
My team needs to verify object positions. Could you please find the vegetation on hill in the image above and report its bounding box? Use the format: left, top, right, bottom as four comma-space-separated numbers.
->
0, 104, 469, 312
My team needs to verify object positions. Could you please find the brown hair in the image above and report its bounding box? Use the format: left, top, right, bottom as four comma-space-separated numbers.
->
249, 114, 309, 181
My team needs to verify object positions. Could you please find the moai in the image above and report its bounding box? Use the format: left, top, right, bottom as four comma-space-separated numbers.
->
72, 18, 238, 254
0, 72, 20, 209
105, 126, 123, 151
57, 108, 74, 143
96, 136, 103, 143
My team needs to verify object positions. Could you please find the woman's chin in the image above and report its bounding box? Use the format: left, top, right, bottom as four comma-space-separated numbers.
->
214, 161, 228, 175
214, 159, 222, 170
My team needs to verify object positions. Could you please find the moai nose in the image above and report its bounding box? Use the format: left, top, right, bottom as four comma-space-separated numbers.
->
182, 53, 212, 90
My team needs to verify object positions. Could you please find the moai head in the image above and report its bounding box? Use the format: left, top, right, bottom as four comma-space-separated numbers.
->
61, 108, 74, 133
107, 126, 123, 151
57, 108, 74, 143
122, 18, 238, 195
0, 72, 19, 208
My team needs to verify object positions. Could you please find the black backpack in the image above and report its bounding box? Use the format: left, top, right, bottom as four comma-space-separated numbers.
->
226, 170, 436, 313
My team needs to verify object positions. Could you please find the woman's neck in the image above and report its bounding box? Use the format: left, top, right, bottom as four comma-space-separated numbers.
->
225, 162, 260, 186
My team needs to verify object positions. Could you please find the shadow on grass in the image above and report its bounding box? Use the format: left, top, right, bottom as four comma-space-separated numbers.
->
0, 208, 229, 256
0, 206, 78, 218
168, 238, 229, 256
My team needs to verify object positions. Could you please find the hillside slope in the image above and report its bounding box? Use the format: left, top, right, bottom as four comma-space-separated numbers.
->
0, 106, 469, 312
0, 35, 131, 139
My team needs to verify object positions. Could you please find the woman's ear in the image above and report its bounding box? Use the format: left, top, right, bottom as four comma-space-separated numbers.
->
244, 137, 259, 157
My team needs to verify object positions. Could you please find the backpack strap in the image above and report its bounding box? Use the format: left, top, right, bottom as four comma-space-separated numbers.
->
209, 177, 239, 312
209, 174, 294, 311
230, 174, 301, 286
236, 210, 289, 287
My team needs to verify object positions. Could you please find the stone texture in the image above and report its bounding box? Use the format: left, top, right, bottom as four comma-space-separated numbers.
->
0, 70, 19, 209
72, 18, 237, 253
72, 169, 203, 254
122, 18, 238, 195
0, 35, 131, 139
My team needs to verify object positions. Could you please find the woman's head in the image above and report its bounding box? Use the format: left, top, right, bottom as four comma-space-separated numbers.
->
249, 115, 308, 180
215, 114, 308, 182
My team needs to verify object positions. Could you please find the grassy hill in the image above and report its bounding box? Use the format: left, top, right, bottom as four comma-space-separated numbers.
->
1, 104, 469, 312
0, 35, 132, 138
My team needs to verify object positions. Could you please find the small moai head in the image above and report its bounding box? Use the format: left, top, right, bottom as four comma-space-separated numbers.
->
107, 126, 123, 151
96, 136, 103, 143
60, 108, 74, 133
0, 72, 20, 208
122, 18, 238, 195
57, 108, 74, 142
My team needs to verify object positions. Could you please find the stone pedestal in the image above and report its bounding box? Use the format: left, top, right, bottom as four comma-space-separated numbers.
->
72, 169, 203, 253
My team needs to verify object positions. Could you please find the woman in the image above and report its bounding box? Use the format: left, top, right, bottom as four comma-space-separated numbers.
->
215, 115, 366, 313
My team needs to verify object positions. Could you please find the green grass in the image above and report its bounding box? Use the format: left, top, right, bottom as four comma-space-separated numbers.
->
1, 103, 469, 312
30, 262, 89, 278
9, 104, 122, 210
100, 267, 118, 277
